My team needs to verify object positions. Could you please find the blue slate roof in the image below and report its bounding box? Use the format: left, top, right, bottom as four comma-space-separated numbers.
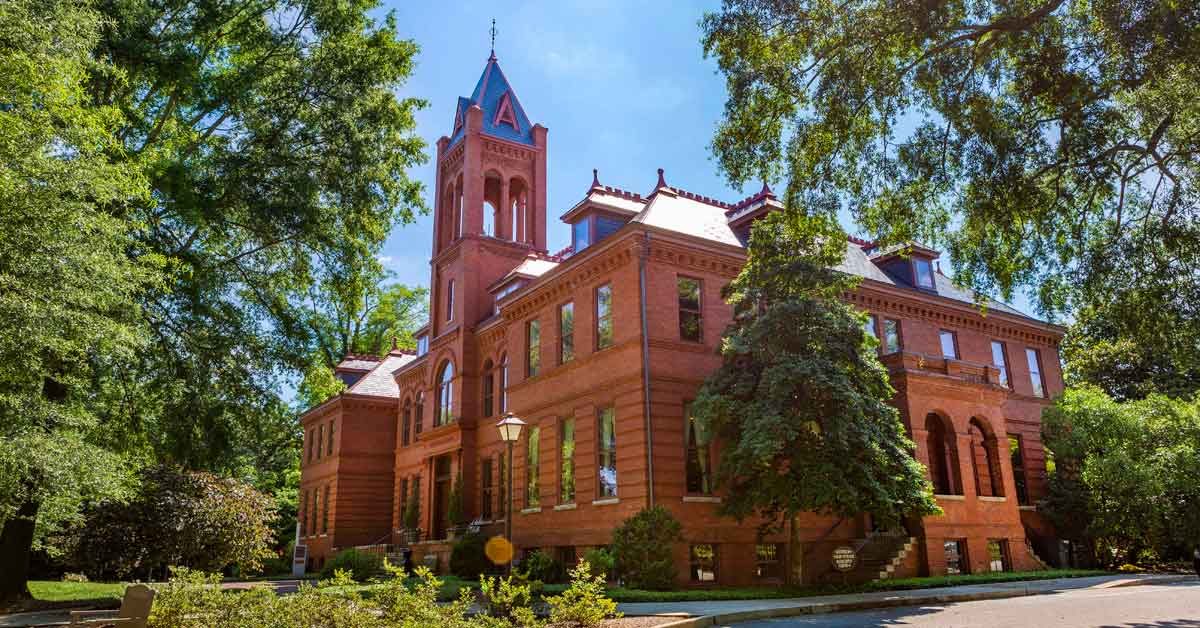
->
448, 55, 535, 147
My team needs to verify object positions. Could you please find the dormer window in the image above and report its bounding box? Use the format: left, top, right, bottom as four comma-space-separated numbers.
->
915, 258, 935, 289
573, 219, 590, 251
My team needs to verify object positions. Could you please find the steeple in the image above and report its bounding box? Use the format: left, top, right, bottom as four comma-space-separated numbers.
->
447, 53, 536, 148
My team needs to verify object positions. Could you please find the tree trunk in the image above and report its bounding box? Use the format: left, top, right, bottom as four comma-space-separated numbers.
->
0, 498, 40, 603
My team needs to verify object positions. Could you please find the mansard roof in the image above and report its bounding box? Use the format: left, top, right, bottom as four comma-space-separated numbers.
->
448, 55, 535, 148
344, 350, 417, 398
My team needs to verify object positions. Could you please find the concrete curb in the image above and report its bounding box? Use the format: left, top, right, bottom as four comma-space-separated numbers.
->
649, 575, 1195, 628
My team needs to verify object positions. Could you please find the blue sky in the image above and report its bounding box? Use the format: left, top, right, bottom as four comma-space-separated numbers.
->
377, 0, 735, 288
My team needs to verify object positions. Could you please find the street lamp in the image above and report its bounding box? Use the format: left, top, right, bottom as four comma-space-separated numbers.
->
496, 412, 526, 570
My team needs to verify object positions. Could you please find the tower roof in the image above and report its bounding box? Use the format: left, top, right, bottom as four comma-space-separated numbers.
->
449, 55, 535, 147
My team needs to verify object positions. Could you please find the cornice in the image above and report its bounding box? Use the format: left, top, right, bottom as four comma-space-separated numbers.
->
645, 238, 744, 278
501, 237, 639, 320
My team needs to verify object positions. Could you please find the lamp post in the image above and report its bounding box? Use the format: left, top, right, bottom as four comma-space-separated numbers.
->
496, 412, 526, 571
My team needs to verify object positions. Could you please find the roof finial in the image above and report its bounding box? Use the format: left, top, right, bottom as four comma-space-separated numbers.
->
656, 168, 667, 189
591, 168, 600, 189
391, 336, 398, 351
489, 19, 497, 60
760, 180, 773, 196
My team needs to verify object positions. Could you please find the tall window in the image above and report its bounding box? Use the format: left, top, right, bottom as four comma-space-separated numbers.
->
863, 314, 878, 341
437, 362, 454, 426
595, 284, 613, 350
677, 277, 702, 342
689, 544, 716, 582
316, 424, 324, 460
991, 341, 1010, 387
299, 490, 308, 536
310, 489, 318, 535
939, 329, 958, 359
322, 485, 331, 533
499, 354, 509, 413
307, 429, 314, 463
480, 458, 494, 520
755, 544, 783, 579
560, 302, 575, 364
1026, 348, 1045, 398
1009, 435, 1029, 505
597, 407, 617, 498
685, 402, 712, 494
526, 426, 540, 508
915, 258, 935, 288
414, 392, 424, 434
327, 420, 335, 455
446, 279, 455, 322
573, 219, 590, 251
526, 319, 541, 377
401, 400, 412, 446
482, 361, 495, 418
884, 319, 901, 354
944, 539, 969, 574
559, 418, 576, 504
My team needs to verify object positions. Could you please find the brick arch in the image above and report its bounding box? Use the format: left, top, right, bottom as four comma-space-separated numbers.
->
968, 416, 1005, 498
924, 411, 963, 496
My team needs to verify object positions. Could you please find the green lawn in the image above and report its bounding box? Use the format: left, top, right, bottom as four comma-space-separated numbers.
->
27, 581, 127, 603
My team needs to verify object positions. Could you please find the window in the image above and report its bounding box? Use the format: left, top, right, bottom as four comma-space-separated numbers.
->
987, 539, 1011, 572
316, 424, 324, 460
597, 407, 617, 498
559, 418, 576, 504
309, 489, 318, 536
401, 401, 411, 446
1009, 435, 1029, 505
1026, 348, 1045, 398
863, 314, 878, 341
446, 279, 455, 322
685, 402, 712, 494
322, 485, 331, 533
755, 544, 784, 579
944, 539, 969, 575
416, 334, 428, 356
327, 420, 335, 456
482, 362, 494, 417
560, 302, 575, 364
595, 284, 613, 350
398, 477, 408, 526
677, 277, 703, 342
595, 216, 623, 241
480, 458, 494, 520
436, 362, 454, 426
991, 341, 1010, 387
573, 219, 590, 251
689, 544, 717, 582
414, 392, 424, 434
884, 319, 901, 354
526, 426, 540, 508
499, 354, 509, 413
915, 258, 935, 289
299, 490, 308, 536
939, 329, 958, 359
526, 319, 541, 377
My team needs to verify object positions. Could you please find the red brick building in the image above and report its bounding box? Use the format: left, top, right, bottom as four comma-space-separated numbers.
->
297, 53, 1067, 586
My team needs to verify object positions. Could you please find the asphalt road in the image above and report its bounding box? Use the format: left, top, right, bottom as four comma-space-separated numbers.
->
730, 581, 1200, 628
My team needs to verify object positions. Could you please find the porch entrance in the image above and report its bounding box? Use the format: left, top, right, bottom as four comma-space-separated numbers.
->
432, 455, 452, 540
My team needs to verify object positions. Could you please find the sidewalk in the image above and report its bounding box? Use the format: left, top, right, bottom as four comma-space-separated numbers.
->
616, 574, 1193, 627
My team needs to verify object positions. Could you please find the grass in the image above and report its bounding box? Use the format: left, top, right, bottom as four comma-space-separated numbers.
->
27, 580, 127, 603
319, 574, 479, 602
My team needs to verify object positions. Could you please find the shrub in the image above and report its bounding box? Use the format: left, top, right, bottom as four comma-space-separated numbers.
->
582, 548, 615, 580
320, 548, 384, 581
449, 532, 496, 579
546, 560, 621, 627
447, 473, 466, 527
61, 572, 89, 583
479, 573, 539, 626
610, 505, 683, 590
519, 549, 565, 584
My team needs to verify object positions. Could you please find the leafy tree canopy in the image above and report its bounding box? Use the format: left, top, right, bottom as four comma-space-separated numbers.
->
703, 0, 1200, 397
1041, 386, 1200, 566
692, 209, 939, 528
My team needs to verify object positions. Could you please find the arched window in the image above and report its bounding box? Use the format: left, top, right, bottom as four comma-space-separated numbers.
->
437, 361, 454, 427
482, 359, 495, 417
446, 279, 455, 322
401, 398, 412, 446
925, 413, 962, 495
414, 392, 424, 434
483, 201, 497, 237
499, 354, 509, 413
969, 418, 1005, 497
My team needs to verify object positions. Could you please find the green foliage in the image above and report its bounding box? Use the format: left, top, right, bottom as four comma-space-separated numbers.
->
545, 560, 621, 628
582, 548, 615, 580
448, 472, 466, 526
478, 573, 540, 627
1041, 386, 1200, 566
518, 550, 565, 585
66, 466, 276, 580
402, 480, 421, 531
450, 533, 495, 580
370, 565, 479, 628
610, 506, 683, 591
320, 549, 385, 582
692, 209, 939, 528
702, 0, 1200, 400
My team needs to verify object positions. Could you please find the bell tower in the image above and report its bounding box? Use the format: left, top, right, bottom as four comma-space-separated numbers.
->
427, 50, 547, 339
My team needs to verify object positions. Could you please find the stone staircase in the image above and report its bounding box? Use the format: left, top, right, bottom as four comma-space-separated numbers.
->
819, 530, 917, 584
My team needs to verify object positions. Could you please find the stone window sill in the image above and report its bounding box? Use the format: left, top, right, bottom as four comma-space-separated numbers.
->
520, 507, 541, 515
592, 498, 619, 506
935, 494, 966, 501
682, 495, 722, 503
1019, 505, 1037, 511
979, 496, 1007, 502
553, 503, 577, 511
